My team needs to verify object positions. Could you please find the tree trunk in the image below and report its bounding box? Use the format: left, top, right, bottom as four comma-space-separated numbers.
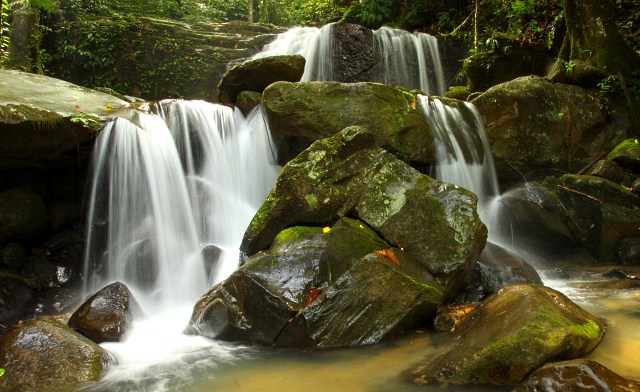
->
549, 0, 640, 84
248, 0, 254, 23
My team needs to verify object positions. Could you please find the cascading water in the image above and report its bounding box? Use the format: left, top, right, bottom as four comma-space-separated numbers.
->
253, 23, 446, 95
417, 96, 500, 223
81, 102, 279, 384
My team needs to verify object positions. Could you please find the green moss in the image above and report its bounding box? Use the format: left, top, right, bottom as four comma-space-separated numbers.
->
271, 226, 322, 249
607, 138, 640, 159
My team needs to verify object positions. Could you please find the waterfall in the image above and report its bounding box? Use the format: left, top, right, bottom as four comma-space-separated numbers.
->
254, 23, 445, 95
417, 96, 501, 239
83, 102, 279, 307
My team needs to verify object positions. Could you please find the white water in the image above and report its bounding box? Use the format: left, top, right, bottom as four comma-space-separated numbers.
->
82, 102, 279, 375
254, 23, 446, 95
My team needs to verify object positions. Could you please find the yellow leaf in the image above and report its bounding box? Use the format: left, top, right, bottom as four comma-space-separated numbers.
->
322, 227, 331, 233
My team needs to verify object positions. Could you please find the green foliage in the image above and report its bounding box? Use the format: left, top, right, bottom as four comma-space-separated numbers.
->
358, 0, 395, 26
0, 367, 4, 376
1, 0, 9, 65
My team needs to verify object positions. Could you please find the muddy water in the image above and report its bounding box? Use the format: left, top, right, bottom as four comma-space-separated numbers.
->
79, 268, 640, 392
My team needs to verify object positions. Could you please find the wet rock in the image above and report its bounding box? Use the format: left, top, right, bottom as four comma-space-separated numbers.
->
472, 76, 622, 186
68, 282, 142, 343
0, 275, 37, 326
433, 303, 475, 332
0, 187, 47, 243
189, 217, 442, 347
41, 287, 82, 315
493, 175, 640, 264
262, 81, 436, 166
0, 318, 115, 392
217, 55, 305, 105
0, 242, 28, 270
189, 217, 390, 342
458, 242, 542, 303
0, 70, 128, 160
276, 252, 442, 348
515, 359, 640, 392
409, 285, 605, 387
240, 126, 486, 296
332, 23, 374, 83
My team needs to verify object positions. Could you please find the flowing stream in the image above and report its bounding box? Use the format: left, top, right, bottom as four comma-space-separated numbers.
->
77, 25, 639, 392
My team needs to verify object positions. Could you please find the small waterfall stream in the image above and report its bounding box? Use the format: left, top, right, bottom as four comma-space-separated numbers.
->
253, 23, 445, 95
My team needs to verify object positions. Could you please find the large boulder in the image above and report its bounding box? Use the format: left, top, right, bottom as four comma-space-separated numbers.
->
0, 318, 115, 392
471, 76, 624, 187
240, 126, 487, 296
188, 217, 443, 347
0, 70, 128, 161
0, 188, 47, 243
216, 54, 305, 105
409, 285, 605, 387
68, 282, 142, 343
495, 174, 640, 264
515, 359, 640, 392
261, 81, 436, 167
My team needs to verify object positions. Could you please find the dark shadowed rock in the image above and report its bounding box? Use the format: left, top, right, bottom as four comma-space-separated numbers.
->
332, 23, 374, 82
0, 318, 115, 392
0, 242, 28, 270
409, 285, 605, 387
262, 81, 436, 166
236, 90, 263, 116
606, 138, 640, 173
515, 359, 640, 392
0, 188, 47, 243
68, 282, 142, 343
217, 55, 305, 105
240, 126, 486, 296
458, 242, 542, 303
0, 275, 36, 327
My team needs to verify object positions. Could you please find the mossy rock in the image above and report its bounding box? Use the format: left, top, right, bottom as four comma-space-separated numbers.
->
241, 126, 487, 296
409, 285, 605, 387
262, 81, 436, 167
471, 76, 623, 186
0, 318, 115, 392
217, 55, 305, 105
606, 138, 640, 173
0, 70, 128, 161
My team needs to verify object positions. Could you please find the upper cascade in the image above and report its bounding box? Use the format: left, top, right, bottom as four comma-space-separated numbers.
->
253, 23, 446, 95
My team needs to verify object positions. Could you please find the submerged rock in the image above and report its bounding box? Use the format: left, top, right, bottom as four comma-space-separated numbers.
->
0, 318, 115, 392
188, 217, 443, 347
515, 359, 640, 392
262, 81, 436, 166
409, 285, 605, 387
241, 126, 486, 296
68, 282, 142, 343
217, 54, 305, 105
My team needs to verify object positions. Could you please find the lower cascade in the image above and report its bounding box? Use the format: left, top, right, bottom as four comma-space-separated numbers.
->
83, 102, 280, 308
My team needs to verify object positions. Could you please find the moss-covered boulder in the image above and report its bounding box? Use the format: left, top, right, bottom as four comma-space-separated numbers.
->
46, 17, 282, 101
188, 217, 442, 347
240, 126, 487, 295
0, 70, 128, 161
261, 81, 436, 166
471, 76, 623, 186
515, 359, 640, 392
68, 282, 142, 343
217, 55, 305, 105
0, 318, 115, 392
409, 285, 605, 387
